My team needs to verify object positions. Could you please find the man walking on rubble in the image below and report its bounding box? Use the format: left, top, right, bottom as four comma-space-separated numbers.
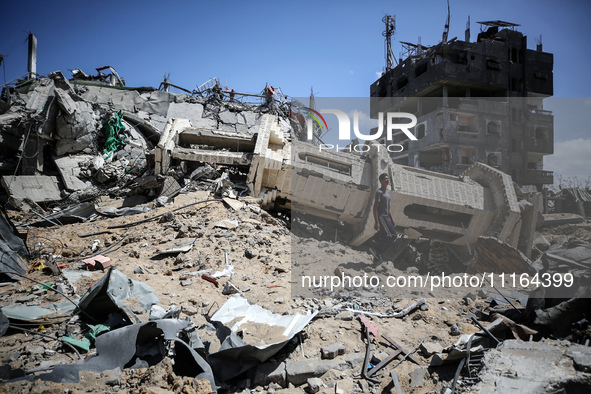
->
370, 173, 400, 261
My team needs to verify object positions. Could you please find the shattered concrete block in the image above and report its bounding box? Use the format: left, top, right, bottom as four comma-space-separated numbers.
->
221, 281, 239, 295
166, 102, 204, 125
253, 361, 286, 387
53, 155, 93, 192
335, 311, 353, 321
159, 176, 182, 199
0, 112, 23, 125
533, 232, 551, 251
541, 213, 585, 227
55, 100, 99, 155
409, 367, 428, 387
420, 341, 443, 356
26, 82, 53, 114
566, 347, 591, 373
307, 377, 322, 393
474, 340, 591, 392
321, 343, 346, 359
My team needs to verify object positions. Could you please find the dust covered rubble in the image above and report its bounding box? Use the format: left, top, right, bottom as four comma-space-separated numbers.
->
0, 189, 589, 393
0, 70, 590, 393
0, 69, 292, 210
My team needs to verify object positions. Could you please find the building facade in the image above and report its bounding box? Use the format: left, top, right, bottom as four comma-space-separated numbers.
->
370, 21, 554, 188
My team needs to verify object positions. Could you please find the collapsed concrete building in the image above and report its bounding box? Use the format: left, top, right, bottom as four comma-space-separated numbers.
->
157, 115, 538, 254
0, 59, 541, 259
370, 20, 554, 189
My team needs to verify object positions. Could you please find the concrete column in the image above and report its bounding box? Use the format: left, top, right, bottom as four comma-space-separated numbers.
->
28, 33, 37, 79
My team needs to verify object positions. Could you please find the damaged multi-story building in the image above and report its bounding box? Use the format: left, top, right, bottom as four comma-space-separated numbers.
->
370, 20, 554, 189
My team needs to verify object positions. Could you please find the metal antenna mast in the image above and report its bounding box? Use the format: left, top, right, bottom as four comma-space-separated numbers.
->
442, 0, 450, 43
382, 14, 397, 71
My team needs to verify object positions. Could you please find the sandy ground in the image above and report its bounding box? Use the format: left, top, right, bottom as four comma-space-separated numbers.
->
0, 190, 589, 393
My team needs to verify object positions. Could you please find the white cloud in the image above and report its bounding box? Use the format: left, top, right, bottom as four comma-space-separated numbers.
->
544, 138, 591, 186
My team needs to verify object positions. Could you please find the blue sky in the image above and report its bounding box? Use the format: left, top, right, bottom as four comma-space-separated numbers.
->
1, 0, 590, 183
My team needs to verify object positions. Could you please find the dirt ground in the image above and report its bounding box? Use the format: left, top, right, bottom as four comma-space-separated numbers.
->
0, 190, 589, 393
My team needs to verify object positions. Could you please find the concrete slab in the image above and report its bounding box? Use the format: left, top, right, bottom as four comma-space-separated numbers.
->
1, 175, 62, 203
166, 102, 204, 125
53, 155, 93, 191
472, 339, 591, 393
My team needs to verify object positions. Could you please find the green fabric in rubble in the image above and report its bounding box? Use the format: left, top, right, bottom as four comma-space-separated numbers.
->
61, 335, 91, 352
102, 110, 127, 159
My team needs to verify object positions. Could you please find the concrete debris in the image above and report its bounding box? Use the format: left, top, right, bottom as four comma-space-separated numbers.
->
540, 213, 586, 228
467, 236, 537, 275
468, 340, 591, 393
321, 343, 346, 359
306, 377, 323, 393
253, 361, 286, 388
2, 175, 62, 205
409, 366, 429, 387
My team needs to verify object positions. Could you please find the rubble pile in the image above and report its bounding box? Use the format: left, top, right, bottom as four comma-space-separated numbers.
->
0, 70, 295, 210
0, 69, 590, 393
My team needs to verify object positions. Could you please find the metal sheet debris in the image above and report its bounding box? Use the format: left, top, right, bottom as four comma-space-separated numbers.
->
27, 319, 217, 392
208, 294, 317, 381
74, 267, 159, 325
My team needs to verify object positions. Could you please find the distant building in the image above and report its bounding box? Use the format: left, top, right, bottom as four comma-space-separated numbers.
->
370, 21, 554, 189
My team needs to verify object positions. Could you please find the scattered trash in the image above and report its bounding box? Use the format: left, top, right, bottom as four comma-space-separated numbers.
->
212, 264, 234, 279
214, 219, 239, 230
149, 305, 180, 320
201, 274, 219, 288
152, 238, 196, 257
